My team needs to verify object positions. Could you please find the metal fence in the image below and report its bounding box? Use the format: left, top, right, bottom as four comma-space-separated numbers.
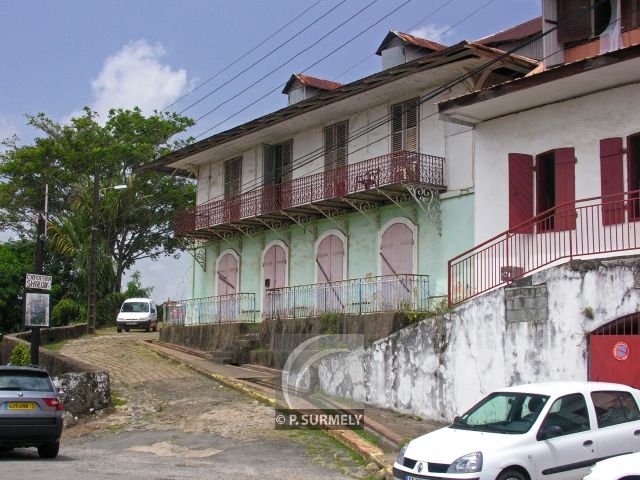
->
164, 293, 257, 325
265, 274, 430, 319
448, 190, 640, 306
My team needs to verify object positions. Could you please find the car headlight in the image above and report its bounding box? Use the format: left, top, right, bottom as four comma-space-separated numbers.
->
396, 444, 409, 465
447, 452, 483, 473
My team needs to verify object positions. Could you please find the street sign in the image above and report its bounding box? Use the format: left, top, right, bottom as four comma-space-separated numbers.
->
24, 293, 50, 327
25, 273, 52, 290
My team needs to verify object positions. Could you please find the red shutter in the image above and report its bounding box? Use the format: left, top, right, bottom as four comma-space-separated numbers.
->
554, 147, 576, 231
600, 138, 625, 225
557, 0, 591, 43
508, 153, 534, 232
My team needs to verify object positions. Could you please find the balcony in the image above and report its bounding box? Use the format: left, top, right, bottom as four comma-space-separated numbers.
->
265, 274, 431, 319
175, 150, 446, 238
163, 293, 257, 325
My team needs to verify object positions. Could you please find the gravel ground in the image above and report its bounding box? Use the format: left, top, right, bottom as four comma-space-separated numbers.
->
0, 331, 377, 479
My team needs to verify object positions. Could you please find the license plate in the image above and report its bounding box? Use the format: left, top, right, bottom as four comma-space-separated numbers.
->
406, 476, 423, 480
128, 322, 137, 326
7, 402, 36, 410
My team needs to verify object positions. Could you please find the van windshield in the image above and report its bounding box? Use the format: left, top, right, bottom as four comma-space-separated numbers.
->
121, 302, 150, 313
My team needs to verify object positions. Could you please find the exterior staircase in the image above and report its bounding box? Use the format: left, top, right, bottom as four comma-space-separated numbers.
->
211, 332, 261, 365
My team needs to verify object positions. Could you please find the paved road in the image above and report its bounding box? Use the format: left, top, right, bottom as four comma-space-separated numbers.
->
0, 331, 375, 479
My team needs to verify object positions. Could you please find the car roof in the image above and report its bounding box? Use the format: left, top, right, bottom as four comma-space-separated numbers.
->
123, 298, 152, 303
497, 381, 638, 396
0, 365, 50, 375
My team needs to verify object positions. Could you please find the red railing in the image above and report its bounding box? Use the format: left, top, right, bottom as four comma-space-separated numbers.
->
448, 190, 640, 307
175, 151, 445, 235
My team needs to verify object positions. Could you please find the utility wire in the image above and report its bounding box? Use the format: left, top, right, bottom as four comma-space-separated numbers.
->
161, 0, 323, 112
186, 0, 609, 205
194, 0, 415, 138
177, 0, 349, 115
192, 0, 383, 123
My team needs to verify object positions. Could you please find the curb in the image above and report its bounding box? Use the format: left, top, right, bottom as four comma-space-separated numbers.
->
139, 340, 393, 478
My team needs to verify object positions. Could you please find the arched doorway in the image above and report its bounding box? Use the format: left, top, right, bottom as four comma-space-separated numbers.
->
589, 313, 640, 388
380, 221, 414, 275
216, 252, 238, 296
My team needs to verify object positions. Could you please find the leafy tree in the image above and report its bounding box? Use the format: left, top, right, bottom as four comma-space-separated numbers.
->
0, 240, 33, 333
0, 108, 195, 308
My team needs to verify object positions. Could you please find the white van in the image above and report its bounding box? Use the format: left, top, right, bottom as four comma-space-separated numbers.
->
116, 298, 158, 333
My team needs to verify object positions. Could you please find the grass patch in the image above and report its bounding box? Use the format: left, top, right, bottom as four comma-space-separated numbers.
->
111, 390, 127, 407
42, 338, 73, 352
353, 428, 380, 446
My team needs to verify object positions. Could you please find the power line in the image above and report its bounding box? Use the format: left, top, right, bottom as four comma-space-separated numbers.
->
194, 0, 415, 138
161, 0, 324, 112
191, 0, 384, 123
185, 0, 609, 207
177, 0, 349, 115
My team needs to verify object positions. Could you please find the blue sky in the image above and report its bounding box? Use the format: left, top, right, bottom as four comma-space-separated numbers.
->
0, 0, 540, 301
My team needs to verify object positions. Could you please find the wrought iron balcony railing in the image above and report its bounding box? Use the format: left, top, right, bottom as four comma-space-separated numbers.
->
163, 293, 257, 325
265, 274, 431, 319
175, 150, 446, 237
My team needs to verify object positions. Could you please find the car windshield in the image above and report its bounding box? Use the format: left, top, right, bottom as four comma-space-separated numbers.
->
121, 302, 149, 313
452, 392, 549, 434
0, 371, 54, 392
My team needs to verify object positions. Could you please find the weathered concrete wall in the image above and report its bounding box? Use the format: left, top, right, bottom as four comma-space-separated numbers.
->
159, 322, 260, 352
14, 323, 88, 345
0, 335, 111, 416
319, 257, 640, 422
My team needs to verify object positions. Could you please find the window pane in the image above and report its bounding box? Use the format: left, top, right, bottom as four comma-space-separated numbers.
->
592, 391, 640, 428
0, 372, 54, 392
540, 393, 590, 436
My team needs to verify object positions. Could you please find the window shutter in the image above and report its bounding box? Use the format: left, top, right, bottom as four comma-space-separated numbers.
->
557, 0, 591, 43
282, 140, 293, 182
263, 144, 275, 187
622, 0, 640, 31
508, 153, 534, 232
336, 121, 348, 167
324, 125, 336, 171
391, 103, 403, 152
224, 157, 242, 198
554, 147, 576, 231
600, 138, 625, 225
405, 98, 419, 152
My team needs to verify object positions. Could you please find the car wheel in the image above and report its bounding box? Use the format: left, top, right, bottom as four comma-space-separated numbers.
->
496, 469, 527, 480
125, 329, 130, 332
152, 324, 157, 332
38, 441, 59, 459
145, 324, 150, 332
117, 328, 122, 333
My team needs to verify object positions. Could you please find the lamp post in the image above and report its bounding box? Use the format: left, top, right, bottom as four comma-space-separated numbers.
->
87, 164, 127, 334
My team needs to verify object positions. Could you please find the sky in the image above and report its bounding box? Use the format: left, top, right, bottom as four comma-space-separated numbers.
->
0, 0, 540, 302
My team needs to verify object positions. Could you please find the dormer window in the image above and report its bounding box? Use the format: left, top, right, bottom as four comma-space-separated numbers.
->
376, 31, 446, 70
282, 74, 342, 105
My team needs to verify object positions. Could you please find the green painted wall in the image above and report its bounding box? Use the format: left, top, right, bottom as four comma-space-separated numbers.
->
186, 192, 475, 307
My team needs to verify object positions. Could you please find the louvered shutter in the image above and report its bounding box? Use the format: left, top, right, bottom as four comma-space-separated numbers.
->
600, 138, 625, 225
558, 0, 591, 43
405, 98, 419, 152
336, 121, 348, 167
391, 103, 403, 152
508, 153, 534, 232
554, 148, 576, 231
282, 140, 293, 183
324, 125, 336, 171
224, 157, 242, 198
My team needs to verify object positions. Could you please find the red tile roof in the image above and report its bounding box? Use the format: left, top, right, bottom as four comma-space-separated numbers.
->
476, 17, 542, 46
375, 31, 447, 55
282, 73, 343, 94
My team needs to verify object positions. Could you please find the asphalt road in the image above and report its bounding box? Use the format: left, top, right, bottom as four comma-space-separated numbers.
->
0, 331, 374, 479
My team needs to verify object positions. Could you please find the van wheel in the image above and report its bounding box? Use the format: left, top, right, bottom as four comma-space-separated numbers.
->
152, 324, 157, 332
38, 441, 59, 459
496, 469, 527, 480
125, 329, 130, 332
117, 328, 122, 333
145, 325, 150, 332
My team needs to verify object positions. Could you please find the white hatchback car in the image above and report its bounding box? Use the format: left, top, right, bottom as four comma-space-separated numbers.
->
393, 382, 640, 480
584, 451, 640, 480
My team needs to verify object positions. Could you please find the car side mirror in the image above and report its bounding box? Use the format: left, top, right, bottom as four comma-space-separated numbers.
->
452, 416, 462, 424
538, 424, 563, 440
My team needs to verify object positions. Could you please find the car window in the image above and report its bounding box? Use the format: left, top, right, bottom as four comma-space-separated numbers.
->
539, 393, 590, 438
0, 371, 54, 392
121, 302, 150, 313
453, 392, 549, 434
591, 391, 640, 428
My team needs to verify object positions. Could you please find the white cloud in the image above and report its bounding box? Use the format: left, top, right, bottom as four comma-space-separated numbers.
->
409, 24, 456, 43
89, 39, 189, 118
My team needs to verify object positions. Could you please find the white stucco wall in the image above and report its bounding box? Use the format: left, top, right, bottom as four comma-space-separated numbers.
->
319, 258, 640, 421
472, 83, 640, 245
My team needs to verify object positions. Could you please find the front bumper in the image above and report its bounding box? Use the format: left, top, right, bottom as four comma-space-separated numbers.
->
0, 416, 63, 447
393, 463, 495, 480
117, 320, 151, 329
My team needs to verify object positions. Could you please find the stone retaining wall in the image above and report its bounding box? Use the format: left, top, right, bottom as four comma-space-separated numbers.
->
14, 323, 88, 345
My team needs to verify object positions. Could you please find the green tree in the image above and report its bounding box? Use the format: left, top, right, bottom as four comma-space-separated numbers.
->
0, 240, 33, 333
0, 108, 195, 306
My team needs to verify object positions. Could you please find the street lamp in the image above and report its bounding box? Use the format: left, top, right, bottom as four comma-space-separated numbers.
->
87, 174, 127, 335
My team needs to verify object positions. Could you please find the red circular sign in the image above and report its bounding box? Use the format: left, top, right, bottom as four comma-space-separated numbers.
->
613, 342, 630, 361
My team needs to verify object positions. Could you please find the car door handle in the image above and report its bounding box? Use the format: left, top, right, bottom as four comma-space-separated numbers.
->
583, 440, 593, 447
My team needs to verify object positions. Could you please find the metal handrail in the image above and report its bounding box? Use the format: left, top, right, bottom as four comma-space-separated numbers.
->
164, 292, 257, 325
